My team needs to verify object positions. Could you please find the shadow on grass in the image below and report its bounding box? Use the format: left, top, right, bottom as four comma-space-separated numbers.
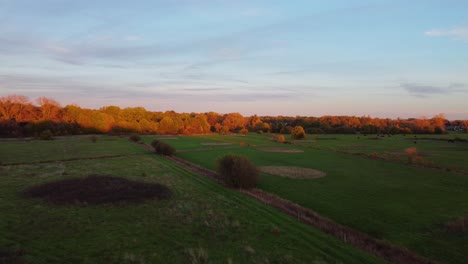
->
22, 175, 172, 206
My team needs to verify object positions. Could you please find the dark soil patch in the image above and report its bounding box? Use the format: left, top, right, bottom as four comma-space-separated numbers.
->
1, 154, 127, 167
23, 175, 172, 206
445, 216, 468, 234
0, 248, 25, 264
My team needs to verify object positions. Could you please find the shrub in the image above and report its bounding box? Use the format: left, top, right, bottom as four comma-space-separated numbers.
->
129, 134, 141, 142
291, 126, 306, 140
151, 139, 160, 149
239, 128, 248, 135
39, 129, 54, 140
216, 154, 258, 188
271, 134, 286, 143
152, 140, 175, 156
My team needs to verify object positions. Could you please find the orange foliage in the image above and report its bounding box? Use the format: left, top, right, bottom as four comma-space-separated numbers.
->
0, 94, 466, 137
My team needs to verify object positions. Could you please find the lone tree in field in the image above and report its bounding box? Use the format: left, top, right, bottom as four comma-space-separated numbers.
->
291, 125, 306, 140
216, 154, 258, 189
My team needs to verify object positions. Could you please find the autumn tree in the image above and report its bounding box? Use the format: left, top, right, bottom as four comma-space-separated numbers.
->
0, 95, 34, 121
222, 113, 245, 132
36, 97, 61, 121
291, 126, 306, 140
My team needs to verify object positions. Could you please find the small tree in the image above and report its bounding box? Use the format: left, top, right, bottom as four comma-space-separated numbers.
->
216, 154, 258, 188
291, 126, 306, 140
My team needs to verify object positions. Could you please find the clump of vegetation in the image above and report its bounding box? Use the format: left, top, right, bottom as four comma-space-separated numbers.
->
39, 129, 54, 140
23, 175, 172, 205
216, 154, 258, 189
239, 128, 248, 135
151, 140, 175, 156
129, 134, 141, 142
404, 147, 424, 165
272, 134, 286, 143
445, 216, 468, 234
291, 126, 306, 140
89, 135, 98, 143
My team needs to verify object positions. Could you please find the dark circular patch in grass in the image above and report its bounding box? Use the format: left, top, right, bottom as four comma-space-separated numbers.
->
23, 175, 172, 206
0, 248, 25, 264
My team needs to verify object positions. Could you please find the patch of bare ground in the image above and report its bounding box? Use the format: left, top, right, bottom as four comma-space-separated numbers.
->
23, 175, 172, 206
0, 154, 128, 167
177, 146, 239, 153
259, 166, 326, 179
0, 248, 25, 264
257, 148, 304, 153
200, 142, 232, 146
445, 216, 468, 234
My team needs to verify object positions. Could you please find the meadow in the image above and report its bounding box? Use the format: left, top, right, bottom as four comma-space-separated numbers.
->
0, 136, 381, 263
149, 133, 468, 264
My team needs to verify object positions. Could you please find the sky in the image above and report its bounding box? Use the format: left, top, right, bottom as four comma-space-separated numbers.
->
0, 0, 467, 119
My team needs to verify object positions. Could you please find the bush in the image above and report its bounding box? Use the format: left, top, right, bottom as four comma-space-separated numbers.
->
39, 129, 54, 140
129, 134, 141, 142
291, 126, 306, 140
271, 134, 286, 143
152, 140, 175, 156
216, 154, 258, 188
239, 128, 248, 135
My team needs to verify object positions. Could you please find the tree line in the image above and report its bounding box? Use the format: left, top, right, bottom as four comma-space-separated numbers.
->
0, 94, 466, 137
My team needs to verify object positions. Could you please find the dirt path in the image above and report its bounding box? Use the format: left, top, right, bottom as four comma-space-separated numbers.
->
141, 142, 436, 264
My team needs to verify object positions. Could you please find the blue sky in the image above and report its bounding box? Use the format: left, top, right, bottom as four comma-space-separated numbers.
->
0, 0, 467, 119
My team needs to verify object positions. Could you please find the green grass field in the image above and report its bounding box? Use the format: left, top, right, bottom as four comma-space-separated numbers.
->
166, 133, 468, 264
0, 136, 381, 263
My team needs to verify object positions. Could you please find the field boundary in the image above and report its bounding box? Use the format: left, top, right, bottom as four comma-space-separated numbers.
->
140, 142, 436, 264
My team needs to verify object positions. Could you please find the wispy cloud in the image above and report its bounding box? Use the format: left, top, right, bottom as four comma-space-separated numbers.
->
401, 83, 467, 98
425, 26, 468, 42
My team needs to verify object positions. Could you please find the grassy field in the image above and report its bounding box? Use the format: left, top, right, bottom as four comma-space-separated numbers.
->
164, 133, 468, 264
0, 136, 381, 263
292, 133, 468, 172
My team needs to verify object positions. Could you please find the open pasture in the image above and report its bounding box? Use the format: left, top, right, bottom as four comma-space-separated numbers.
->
292, 133, 468, 172
0, 136, 380, 263
171, 133, 468, 264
